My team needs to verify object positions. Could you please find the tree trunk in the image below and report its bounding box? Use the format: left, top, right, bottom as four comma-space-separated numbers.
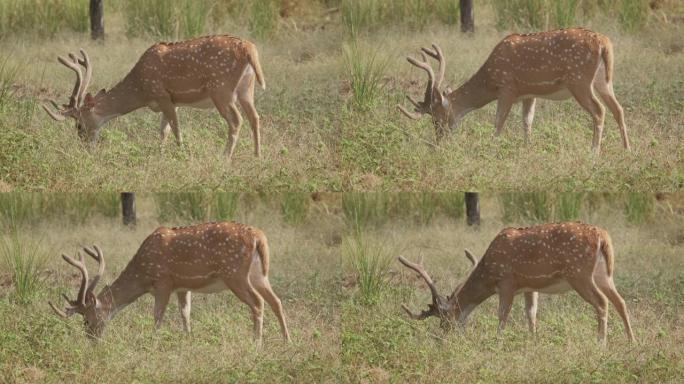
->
460, 0, 474, 33
90, 0, 105, 41
465, 192, 480, 226
121, 193, 136, 227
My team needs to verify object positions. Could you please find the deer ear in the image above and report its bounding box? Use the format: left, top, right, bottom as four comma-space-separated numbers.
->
85, 290, 98, 307
464, 249, 478, 266
84, 93, 96, 108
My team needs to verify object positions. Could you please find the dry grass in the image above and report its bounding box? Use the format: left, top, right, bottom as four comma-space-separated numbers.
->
0, 196, 343, 383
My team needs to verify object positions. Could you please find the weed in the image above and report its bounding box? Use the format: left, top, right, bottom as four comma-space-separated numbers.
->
1, 232, 47, 304
343, 235, 392, 305
249, 0, 279, 40
343, 42, 389, 111
625, 192, 654, 224
281, 192, 310, 225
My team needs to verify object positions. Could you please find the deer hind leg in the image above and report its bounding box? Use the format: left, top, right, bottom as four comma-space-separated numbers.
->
157, 100, 182, 146
521, 98, 536, 142
569, 85, 605, 155
524, 291, 539, 333
237, 74, 261, 158
594, 78, 630, 150
568, 278, 609, 346
228, 278, 264, 345
595, 275, 635, 342
177, 291, 192, 333
212, 96, 243, 161
250, 267, 291, 342
159, 113, 172, 143
494, 94, 515, 136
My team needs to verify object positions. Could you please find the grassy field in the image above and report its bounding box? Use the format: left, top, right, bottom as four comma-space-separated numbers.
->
340, 193, 684, 382
0, 195, 343, 383
1, 192, 682, 382
0, 2, 682, 191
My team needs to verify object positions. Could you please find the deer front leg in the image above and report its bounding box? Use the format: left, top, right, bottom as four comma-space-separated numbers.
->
521, 98, 536, 142
524, 291, 538, 333
494, 94, 515, 136
153, 288, 172, 330
497, 282, 516, 334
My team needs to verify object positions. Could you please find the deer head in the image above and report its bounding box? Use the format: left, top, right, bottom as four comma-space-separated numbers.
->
397, 44, 455, 141
43, 49, 104, 144
49, 245, 108, 340
398, 250, 479, 329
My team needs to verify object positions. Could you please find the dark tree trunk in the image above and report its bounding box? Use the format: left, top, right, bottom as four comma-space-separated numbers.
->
121, 193, 136, 227
465, 192, 480, 226
90, 0, 105, 41
460, 0, 474, 33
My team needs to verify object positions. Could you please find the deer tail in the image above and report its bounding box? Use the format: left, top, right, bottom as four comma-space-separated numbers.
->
255, 233, 270, 276
599, 229, 615, 277
600, 36, 614, 84
245, 41, 265, 90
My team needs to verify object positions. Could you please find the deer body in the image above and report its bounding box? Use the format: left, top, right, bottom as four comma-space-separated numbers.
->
50, 222, 290, 345
399, 28, 630, 155
43, 35, 266, 160
399, 222, 635, 345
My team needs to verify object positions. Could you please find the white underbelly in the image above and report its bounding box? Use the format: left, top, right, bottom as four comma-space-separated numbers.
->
176, 98, 215, 109
519, 88, 573, 102
177, 279, 228, 294
517, 280, 572, 295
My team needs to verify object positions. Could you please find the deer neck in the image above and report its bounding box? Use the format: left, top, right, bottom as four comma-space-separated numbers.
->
450, 69, 497, 109
96, 271, 147, 321
448, 266, 496, 324
92, 77, 147, 126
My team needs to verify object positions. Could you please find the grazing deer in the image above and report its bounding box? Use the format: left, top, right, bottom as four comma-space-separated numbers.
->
42, 35, 266, 160
49, 222, 291, 345
398, 222, 635, 345
398, 28, 631, 155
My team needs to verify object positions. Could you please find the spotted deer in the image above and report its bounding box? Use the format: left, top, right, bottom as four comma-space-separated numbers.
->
398, 28, 630, 155
49, 222, 291, 345
42, 35, 265, 160
398, 222, 635, 345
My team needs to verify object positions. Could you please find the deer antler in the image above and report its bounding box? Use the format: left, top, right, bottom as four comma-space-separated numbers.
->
61, 251, 89, 306
407, 52, 436, 107
398, 255, 447, 320
83, 245, 105, 293
421, 44, 445, 91
44, 49, 92, 122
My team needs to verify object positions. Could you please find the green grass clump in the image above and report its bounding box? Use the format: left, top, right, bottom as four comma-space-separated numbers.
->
618, 0, 650, 31
0, 54, 18, 110
343, 42, 390, 112
0, 0, 88, 37
624, 192, 654, 224
0, 193, 119, 228
343, 235, 392, 305
1, 232, 47, 304
281, 192, 310, 225
249, 0, 280, 40
154, 192, 210, 222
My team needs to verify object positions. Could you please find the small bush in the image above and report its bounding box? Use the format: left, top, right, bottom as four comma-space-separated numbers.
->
343, 42, 389, 111
555, 193, 584, 221
343, 235, 392, 305
1, 232, 47, 304
501, 192, 551, 224
342, 193, 391, 233
618, 0, 649, 32
154, 192, 210, 222
0, 193, 119, 228
212, 193, 239, 221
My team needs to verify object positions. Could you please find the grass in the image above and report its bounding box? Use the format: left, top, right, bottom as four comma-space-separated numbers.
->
343, 235, 393, 305
340, 193, 684, 382
0, 3, 682, 192
0, 0, 88, 38
1, 231, 47, 304
0, 192, 683, 382
0, 194, 341, 383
